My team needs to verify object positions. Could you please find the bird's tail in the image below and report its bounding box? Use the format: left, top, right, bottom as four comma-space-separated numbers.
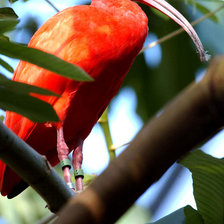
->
0, 160, 7, 196
0, 160, 26, 197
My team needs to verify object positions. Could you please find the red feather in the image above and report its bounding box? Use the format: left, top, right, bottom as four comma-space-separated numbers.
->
0, 1, 148, 196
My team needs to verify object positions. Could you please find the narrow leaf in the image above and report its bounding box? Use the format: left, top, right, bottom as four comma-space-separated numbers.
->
180, 150, 224, 224
195, 3, 218, 23
0, 73, 59, 96
0, 35, 9, 41
0, 57, 14, 73
184, 205, 204, 224
0, 115, 4, 122
150, 206, 203, 224
0, 18, 19, 34
0, 73, 59, 122
0, 89, 58, 122
0, 7, 18, 18
0, 39, 92, 81
0, 7, 19, 33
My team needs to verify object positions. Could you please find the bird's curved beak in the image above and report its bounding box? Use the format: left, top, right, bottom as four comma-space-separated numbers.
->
137, 0, 206, 62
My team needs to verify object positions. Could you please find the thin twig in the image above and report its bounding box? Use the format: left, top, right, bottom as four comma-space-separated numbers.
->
98, 108, 116, 161
44, 0, 60, 12
140, 3, 224, 53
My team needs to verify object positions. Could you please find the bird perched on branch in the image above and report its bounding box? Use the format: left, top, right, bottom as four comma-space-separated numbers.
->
0, 0, 205, 197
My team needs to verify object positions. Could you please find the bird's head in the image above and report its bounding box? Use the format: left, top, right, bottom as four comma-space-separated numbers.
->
91, 0, 206, 61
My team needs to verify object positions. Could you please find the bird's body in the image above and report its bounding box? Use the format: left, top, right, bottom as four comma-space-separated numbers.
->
0, 0, 148, 196
0, 0, 205, 197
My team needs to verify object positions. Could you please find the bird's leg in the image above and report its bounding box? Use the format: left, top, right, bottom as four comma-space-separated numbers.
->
72, 141, 84, 192
57, 127, 75, 191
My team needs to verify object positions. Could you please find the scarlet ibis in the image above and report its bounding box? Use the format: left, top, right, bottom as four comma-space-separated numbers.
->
0, 0, 205, 197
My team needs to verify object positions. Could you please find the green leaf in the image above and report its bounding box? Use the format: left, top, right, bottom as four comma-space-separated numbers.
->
150, 205, 203, 224
0, 7, 19, 34
0, 115, 4, 122
8, 0, 19, 3
0, 73, 59, 122
0, 7, 18, 19
0, 39, 92, 81
195, 3, 218, 23
0, 74, 59, 96
0, 18, 19, 34
0, 34, 9, 41
185, 205, 204, 224
8, 0, 28, 3
180, 150, 224, 224
0, 57, 14, 73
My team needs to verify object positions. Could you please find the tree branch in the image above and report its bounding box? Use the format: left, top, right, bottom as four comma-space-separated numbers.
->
54, 56, 224, 223
44, 0, 60, 12
0, 122, 73, 212
98, 108, 116, 161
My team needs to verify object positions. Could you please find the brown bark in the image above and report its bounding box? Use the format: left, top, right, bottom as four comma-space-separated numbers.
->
54, 56, 224, 223
0, 122, 73, 212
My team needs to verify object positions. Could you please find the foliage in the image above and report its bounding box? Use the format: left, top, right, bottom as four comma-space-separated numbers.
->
180, 150, 224, 224
151, 205, 203, 224
0, 73, 59, 121
0, 39, 91, 82
153, 150, 224, 224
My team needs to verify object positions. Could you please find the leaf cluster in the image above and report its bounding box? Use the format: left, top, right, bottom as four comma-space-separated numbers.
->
153, 150, 224, 224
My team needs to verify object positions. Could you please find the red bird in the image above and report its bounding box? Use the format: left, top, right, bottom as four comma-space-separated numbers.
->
0, 0, 205, 197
